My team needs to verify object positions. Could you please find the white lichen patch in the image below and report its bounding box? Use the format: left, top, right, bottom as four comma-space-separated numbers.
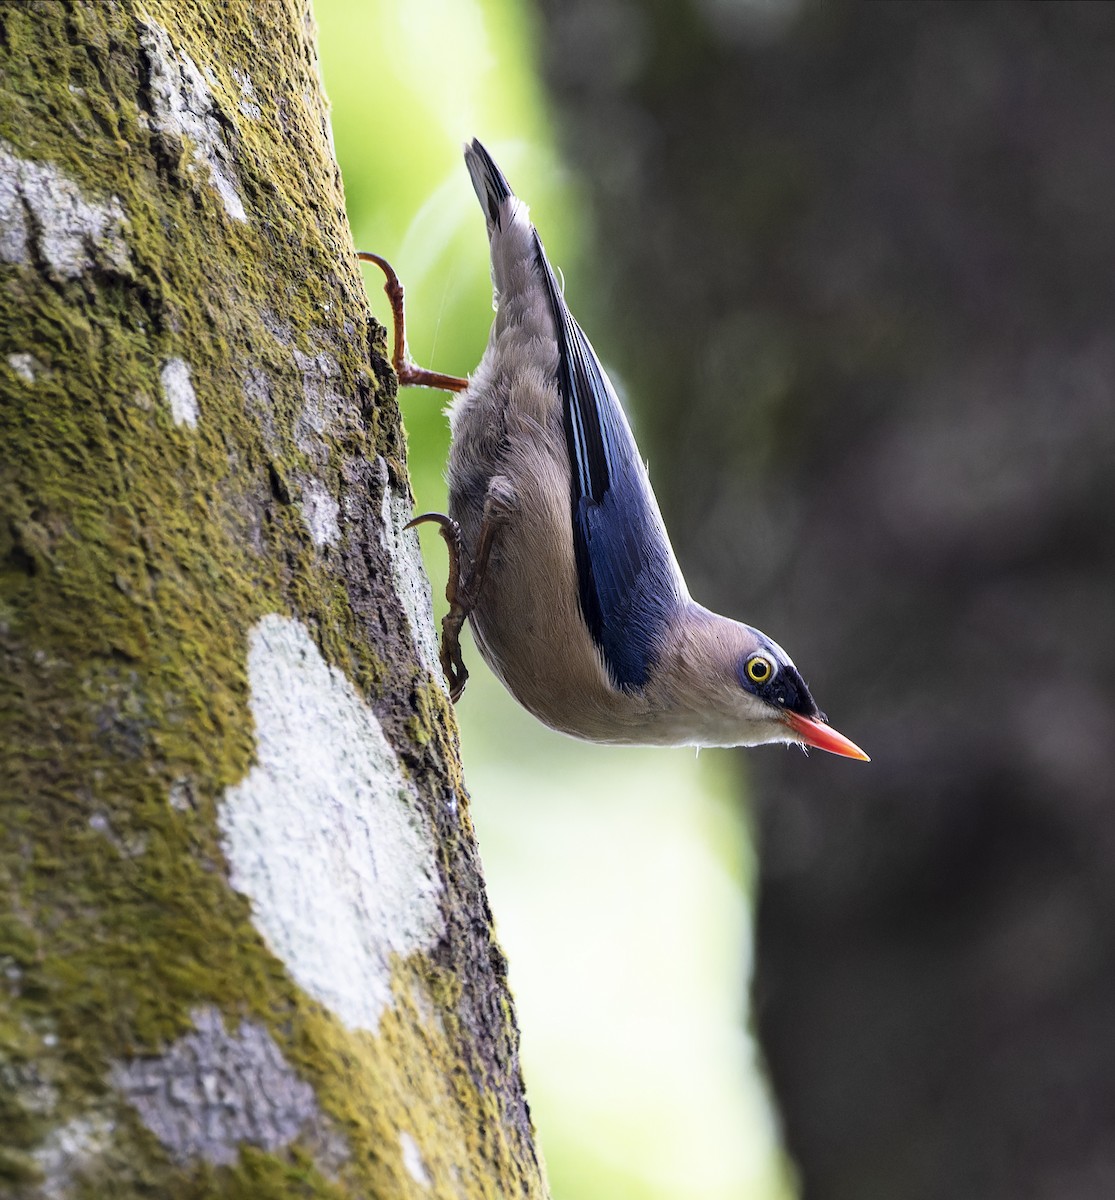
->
7, 352, 42, 383
33, 1114, 115, 1200
112, 1007, 330, 1166
0, 139, 130, 279
139, 20, 247, 222
400, 1131, 432, 1187
298, 477, 340, 547
5, 1055, 60, 1117
378, 479, 444, 686
219, 615, 444, 1031
159, 357, 198, 427
168, 777, 196, 812
231, 67, 262, 120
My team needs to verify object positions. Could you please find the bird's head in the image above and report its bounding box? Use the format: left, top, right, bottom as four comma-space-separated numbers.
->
656, 605, 869, 758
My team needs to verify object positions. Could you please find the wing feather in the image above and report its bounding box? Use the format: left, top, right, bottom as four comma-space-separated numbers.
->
536, 238, 685, 690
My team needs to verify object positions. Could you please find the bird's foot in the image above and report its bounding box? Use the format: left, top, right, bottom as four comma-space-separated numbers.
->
358, 252, 469, 393
406, 512, 471, 699
406, 503, 509, 702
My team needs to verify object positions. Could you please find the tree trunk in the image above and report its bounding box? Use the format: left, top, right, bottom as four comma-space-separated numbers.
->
0, 2, 545, 1196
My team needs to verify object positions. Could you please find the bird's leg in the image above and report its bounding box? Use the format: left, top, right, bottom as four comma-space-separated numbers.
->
468, 488, 513, 600
357, 252, 469, 393
406, 512, 471, 699
436, 492, 513, 697
406, 495, 511, 702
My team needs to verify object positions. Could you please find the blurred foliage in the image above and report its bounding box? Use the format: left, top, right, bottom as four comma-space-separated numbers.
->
314, 1, 793, 1197
317, 0, 567, 515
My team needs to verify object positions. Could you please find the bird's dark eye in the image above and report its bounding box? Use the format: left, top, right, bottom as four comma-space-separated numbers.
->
745, 655, 773, 684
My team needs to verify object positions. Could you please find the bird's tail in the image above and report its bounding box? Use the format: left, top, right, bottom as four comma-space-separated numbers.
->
465, 138, 516, 237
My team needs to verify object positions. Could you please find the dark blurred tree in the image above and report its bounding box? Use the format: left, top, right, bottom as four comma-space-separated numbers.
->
536, 1, 1115, 1197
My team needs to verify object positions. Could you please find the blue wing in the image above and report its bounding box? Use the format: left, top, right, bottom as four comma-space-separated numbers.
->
536, 238, 684, 691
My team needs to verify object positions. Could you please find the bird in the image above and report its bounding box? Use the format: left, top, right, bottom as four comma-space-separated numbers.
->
359, 139, 868, 760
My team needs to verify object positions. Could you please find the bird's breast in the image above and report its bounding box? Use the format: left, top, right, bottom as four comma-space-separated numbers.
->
449, 387, 627, 737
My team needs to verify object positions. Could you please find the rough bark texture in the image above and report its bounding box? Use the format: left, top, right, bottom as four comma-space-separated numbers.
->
0, 2, 545, 1196
535, 1, 1115, 1198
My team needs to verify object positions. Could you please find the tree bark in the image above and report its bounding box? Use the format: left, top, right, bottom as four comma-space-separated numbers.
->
0, 2, 545, 1196
535, 1, 1115, 1198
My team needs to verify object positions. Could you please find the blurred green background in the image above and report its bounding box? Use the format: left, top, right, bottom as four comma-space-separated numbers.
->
317, 2, 1115, 1199
314, 1, 792, 1198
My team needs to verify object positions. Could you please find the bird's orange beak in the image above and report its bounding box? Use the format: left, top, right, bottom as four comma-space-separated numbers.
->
783, 711, 870, 761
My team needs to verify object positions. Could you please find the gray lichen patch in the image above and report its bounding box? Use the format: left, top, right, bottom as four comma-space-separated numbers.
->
33, 1114, 115, 1200
0, 139, 130, 279
219, 615, 444, 1033
294, 348, 346, 464
139, 19, 247, 222
298, 477, 340, 547
159, 357, 199, 427
376, 475, 443, 687
3, 1053, 62, 1120
111, 1006, 336, 1167
241, 364, 278, 450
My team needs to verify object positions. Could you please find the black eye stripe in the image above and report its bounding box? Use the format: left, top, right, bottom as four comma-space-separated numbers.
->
737, 654, 819, 718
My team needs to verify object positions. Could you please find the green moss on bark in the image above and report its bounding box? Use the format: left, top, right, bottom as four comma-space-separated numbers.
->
0, 1, 543, 1196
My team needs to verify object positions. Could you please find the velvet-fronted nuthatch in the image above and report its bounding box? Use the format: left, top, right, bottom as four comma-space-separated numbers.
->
360, 140, 868, 760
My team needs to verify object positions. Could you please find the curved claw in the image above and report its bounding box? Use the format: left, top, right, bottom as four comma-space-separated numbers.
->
406, 512, 464, 610
406, 507, 506, 704
406, 511, 470, 701
440, 617, 469, 703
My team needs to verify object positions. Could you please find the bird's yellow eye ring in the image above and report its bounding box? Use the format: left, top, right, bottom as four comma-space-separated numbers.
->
745, 656, 773, 684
